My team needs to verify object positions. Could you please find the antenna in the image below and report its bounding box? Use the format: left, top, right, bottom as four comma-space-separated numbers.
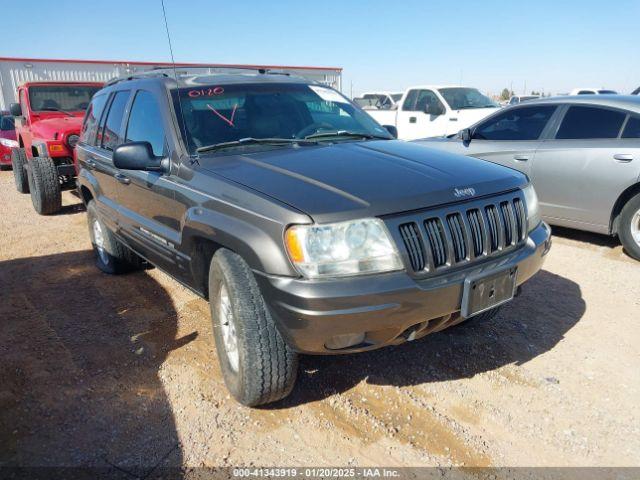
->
160, 0, 194, 160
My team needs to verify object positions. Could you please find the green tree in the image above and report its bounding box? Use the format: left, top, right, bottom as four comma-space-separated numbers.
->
500, 88, 511, 101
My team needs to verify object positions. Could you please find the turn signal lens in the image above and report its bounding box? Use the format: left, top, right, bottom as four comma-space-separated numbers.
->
285, 228, 305, 263
49, 144, 64, 153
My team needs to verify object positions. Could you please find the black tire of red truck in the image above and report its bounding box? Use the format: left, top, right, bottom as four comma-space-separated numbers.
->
27, 156, 62, 215
10, 148, 29, 193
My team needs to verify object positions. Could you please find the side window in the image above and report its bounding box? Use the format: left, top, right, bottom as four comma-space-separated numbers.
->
100, 90, 130, 151
577, 91, 593, 95
414, 90, 443, 114
80, 94, 108, 146
125, 90, 166, 157
556, 106, 626, 139
19, 90, 28, 115
474, 106, 556, 141
402, 90, 419, 111
622, 116, 640, 139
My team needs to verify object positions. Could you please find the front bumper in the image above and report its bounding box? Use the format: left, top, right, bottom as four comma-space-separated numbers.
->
256, 222, 551, 354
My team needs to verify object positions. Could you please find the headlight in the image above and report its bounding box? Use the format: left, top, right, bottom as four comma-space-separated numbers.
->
67, 134, 80, 148
523, 184, 541, 232
0, 138, 18, 148
285, 218, 403, 278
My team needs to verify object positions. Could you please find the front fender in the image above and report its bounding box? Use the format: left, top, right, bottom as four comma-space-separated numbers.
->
181, 207, 300, 277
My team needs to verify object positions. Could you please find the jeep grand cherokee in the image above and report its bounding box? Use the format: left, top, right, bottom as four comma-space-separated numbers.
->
76, 71, 551, 406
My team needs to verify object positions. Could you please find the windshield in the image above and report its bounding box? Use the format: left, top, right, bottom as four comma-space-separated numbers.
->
391, 94, 403, 102
597, 90, 617, 94
29, 85, 101, 113
438, 87, 498, 110
174, 83, 391, 154
0, 115, 14, 131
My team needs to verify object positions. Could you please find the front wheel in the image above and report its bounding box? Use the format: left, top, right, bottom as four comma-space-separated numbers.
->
209, 249, 298, 406
618, 193, 640, 261
27, 156, 61, 214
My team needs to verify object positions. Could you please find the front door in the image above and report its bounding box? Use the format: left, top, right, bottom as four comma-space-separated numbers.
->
397, 89, 450, 140
462, 105, 560, 177
114, 89, 183, 272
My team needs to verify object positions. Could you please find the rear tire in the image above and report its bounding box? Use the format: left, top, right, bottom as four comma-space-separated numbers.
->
27, 156, 61, 215
86, 200, 142, 274
209, 249, 298, 407
10, 148, 29, 193
618, 193, 640, 261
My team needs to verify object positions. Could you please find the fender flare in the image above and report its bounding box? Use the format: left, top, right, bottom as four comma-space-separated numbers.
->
180, 206, 298, 277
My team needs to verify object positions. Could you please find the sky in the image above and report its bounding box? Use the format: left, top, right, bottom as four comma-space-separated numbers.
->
2, 0, 638, 97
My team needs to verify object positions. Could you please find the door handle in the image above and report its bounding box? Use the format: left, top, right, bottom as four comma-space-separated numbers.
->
409, 117, 417, 123
114, 173, 131, 185
513, 155, 529, 161
613, 154, 633, 162
85, 158, 96, 168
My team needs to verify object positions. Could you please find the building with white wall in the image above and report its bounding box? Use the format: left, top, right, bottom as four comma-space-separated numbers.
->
0, 57, 343, 110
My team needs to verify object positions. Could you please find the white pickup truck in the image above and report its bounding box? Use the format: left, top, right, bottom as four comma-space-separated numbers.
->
366, 85, 500, 140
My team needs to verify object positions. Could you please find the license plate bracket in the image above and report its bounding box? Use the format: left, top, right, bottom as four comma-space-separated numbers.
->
461, 266, 518, 318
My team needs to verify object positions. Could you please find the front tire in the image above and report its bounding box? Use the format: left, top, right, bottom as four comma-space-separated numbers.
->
209, 249, 298, 407
618, 193, 640, 261
86, 200, 142, 274
10, 148, 29, 193
27, 156, 61, 214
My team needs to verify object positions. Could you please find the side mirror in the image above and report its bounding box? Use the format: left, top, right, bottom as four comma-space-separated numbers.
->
383, 125, 398, 139
113, 142, 166, 172
9, 103, 22, 117
459, 128, 472, 143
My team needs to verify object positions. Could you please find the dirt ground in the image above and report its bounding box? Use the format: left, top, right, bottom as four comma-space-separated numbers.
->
1, 170, 639, 475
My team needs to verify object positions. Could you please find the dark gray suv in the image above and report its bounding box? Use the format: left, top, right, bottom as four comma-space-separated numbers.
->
76, 71, 551, 406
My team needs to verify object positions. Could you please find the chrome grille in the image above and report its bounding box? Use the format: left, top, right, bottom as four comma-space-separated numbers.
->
399, 223, 425, 271
394, 192, 527, 275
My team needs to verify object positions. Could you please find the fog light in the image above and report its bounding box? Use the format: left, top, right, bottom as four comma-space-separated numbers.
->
325, 332, 365, 350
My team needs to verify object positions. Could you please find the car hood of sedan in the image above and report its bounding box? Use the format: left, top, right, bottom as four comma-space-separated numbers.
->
199, 140, 527, 223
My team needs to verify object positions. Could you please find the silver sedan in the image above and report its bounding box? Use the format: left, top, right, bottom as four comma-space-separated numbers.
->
414, 96, 640, 260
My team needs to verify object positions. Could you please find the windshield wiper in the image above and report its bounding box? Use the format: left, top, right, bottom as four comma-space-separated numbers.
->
40, 107, 75, 117
304, 130, 391, 141
196, 137, 318, 154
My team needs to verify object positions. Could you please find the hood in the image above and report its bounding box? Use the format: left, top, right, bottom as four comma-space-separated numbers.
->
199, 140, 527, 223
31, 115, 84, 139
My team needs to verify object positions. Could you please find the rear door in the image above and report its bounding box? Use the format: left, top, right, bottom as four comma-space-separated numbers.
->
397, 89, 450, 140
461, 105, 559, 176
79, 90, 130, 221
531, 105, 637, 232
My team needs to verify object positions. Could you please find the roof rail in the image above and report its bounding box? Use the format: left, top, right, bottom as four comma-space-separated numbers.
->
105, 65, 302, 87
105, 71, 170, 86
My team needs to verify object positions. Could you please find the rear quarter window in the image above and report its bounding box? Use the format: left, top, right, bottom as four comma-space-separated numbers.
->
556, 106, 626, 139
80, 94, 108, 146
99, 91, 130, 151
622, 116, 640, 139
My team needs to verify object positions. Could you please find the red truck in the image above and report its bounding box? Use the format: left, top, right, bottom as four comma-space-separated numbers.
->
10, 81, 102, 214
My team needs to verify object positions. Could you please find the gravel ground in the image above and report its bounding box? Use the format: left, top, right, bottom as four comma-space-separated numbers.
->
0, 170, 639, 474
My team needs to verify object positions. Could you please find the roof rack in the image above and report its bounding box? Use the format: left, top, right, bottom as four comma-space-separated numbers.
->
105, 65, 299, 87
